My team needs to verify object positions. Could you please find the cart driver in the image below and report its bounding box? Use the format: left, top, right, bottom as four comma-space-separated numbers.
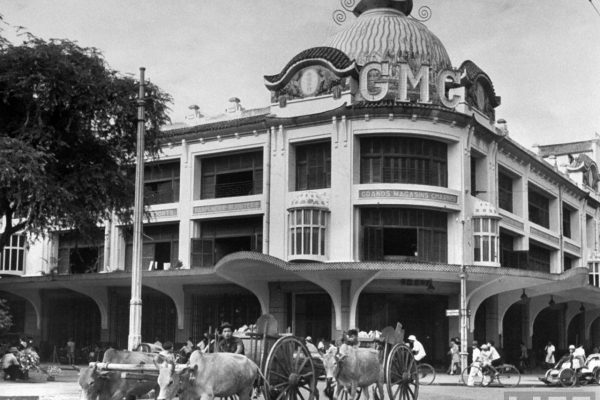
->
218, 322, 244, 354
407, 335, 426, 362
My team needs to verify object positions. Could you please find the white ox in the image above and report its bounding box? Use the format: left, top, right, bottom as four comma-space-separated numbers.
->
156, 350, 258, 400
322, 346, 384, 400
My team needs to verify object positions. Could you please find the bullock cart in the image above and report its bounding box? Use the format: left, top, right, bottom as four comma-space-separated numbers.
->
327, 326, 419, 400
87, 314, 320, 400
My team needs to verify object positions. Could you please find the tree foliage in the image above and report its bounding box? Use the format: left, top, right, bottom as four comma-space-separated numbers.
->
0, 35, 172, 251
0, 298, 13, 332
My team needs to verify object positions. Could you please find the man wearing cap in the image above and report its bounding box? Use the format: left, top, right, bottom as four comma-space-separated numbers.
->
2, 347, 22, 380
407, 335, 426, 362
217, 322, 244, 354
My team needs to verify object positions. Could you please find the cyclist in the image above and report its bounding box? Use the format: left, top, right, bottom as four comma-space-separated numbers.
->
407, 335, 426, 362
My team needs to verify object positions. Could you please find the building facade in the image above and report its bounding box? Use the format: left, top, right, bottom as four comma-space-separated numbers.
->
2, 0, 600, 364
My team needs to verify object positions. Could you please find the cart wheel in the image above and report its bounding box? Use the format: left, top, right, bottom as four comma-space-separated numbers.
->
264, 336, 317, 400
385, 344, 419, 400
460, 364, 483, 386
416, 363, 435, 385
497, 364, 521, 387
559, 368, 576, 387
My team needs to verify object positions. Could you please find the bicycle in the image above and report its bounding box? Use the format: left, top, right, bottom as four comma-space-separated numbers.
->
461, 362, 521, 387
416, 362, 436, 385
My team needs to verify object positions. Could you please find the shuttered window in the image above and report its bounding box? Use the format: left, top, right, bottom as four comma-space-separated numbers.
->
200, 151, 263, 199
295, 142, 331, 191
144, 161, 180, 205
360, 137, 447, 187
361, 208, 447, 263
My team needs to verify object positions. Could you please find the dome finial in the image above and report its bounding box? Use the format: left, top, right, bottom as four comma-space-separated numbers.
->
353, 0, 413, 16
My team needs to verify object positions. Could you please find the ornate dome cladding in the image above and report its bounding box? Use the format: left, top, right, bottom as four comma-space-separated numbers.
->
325, 2, 452, 74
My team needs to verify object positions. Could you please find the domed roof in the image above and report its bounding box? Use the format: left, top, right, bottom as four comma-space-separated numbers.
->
289, 192, 329, 210
473, 200, 500, 219
325, 6, 452, 73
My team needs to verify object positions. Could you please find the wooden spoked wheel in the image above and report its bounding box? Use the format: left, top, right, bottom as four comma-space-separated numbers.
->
385, 344, 419, 400
264, 336, 317, 400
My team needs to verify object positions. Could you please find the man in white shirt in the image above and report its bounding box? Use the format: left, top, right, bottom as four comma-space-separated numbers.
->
407, 335, 426, 362
2, 347, 22, 381
467, 341, 481, 386
488, 341, 502, 367
545, 341, 556, 368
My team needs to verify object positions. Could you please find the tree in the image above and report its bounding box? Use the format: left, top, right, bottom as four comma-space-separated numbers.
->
0, 35, 172, 253
0, 298, 12, 333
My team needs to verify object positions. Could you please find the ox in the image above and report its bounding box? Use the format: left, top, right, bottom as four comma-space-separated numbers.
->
322, 346, 384, 400
156, 350, 258, 400
79, 349, 158, 400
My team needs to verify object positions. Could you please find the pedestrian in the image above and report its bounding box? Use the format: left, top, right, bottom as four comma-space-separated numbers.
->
544, 341, 555, 369
447, 338, 460, 375
66, 337, 76, 365
2, 347, 23, 381
518, 342, 528, 373
317, 338, 325, 353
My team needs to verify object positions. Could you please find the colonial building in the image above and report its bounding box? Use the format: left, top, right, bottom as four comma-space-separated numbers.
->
2, 0, 600, 364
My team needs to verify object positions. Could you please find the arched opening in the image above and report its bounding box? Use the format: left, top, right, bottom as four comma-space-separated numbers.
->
358, 292, 448, 365
532, 307, 561, 363
473, 299, 487, 345
567, 312, 584, 346
591, 317, 600, 348
502, 302, 524, 365
0, 291, 27, 335
109, 286, 177, 349
42, 289, 101, 359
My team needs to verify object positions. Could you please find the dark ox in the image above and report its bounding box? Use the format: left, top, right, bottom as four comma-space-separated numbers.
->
79, 349, 158, 400
322, 346, 384, 400
156, 350, 258, 400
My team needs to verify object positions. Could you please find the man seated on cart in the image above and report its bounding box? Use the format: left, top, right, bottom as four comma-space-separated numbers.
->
217, 322, 244, 354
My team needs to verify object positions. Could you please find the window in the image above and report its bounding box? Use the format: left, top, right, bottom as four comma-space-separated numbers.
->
295, 142, 331, 191
125, 224, 179, 271
1, 234, 26, 272
58, 229, 104, 274
528, 185, 550, 229
564, 255, 576, 271
498, 169, 513, 213
589, 262, 600, 287
201, 151, 263, 199
528, 242, 551, 273
473, 218, 499, 264
190, 217, 262, 267
563, 204, 573, 239
499, 231, 528, 269
360, 137, 447, 187
361, 208, 447, 263
289, 209, 327, 258
144, 161, 180, 205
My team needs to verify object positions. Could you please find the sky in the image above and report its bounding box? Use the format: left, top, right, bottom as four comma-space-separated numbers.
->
1, 0, 599, 149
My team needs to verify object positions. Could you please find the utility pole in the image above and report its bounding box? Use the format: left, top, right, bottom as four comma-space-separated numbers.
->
459, 218, 469, 372
128, 67, 146, 351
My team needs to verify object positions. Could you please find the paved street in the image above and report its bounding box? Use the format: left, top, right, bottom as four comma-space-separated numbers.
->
1, 366, 598, 400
